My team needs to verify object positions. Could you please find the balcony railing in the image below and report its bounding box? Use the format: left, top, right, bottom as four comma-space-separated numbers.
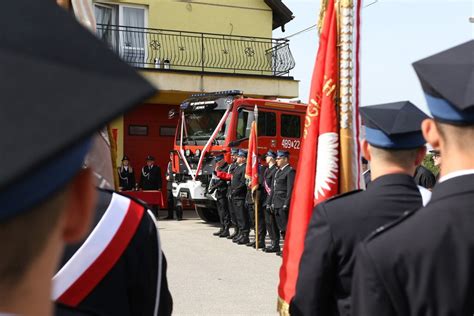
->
96, 24, 296, 76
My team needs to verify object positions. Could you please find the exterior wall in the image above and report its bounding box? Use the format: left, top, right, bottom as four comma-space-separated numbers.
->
99, 0, 272, 38
95, 1, 276, 74
123, 103, 179, 207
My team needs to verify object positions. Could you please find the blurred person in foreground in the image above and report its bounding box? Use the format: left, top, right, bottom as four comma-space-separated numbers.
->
0, 1, 172, 315
291, 101, 429, 316
352, 40, 474, 316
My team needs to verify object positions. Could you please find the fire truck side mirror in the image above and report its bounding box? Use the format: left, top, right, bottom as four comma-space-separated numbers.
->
168, 109, 178, 119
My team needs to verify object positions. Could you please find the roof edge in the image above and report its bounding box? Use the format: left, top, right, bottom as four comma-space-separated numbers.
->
264, 0, 294, 31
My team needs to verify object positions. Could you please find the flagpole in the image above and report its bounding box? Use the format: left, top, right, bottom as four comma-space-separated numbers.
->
254, 105, 259, 251
339, 0, 362, 193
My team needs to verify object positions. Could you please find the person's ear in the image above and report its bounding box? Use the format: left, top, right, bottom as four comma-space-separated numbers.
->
422, 119, 441, 151
361, 139, 371, 161
415, 146, 427, 166
60, 168, 97, 243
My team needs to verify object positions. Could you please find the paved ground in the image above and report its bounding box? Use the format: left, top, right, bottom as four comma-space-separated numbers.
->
157, 210, 282, 316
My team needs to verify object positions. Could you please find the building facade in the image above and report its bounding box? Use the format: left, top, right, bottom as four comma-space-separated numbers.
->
93, 0, 298, 200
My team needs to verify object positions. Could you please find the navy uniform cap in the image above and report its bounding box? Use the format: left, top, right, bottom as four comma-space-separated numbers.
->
214, 154, 225, 162
0, 1, 156, 221
264, 150, 277, 159
146, 155, 156, 161
360, 101, 428, 149
276, 150, 290, 158
230, 148, 239, 155
122, 155, 130, 161
237, 149, 248, 157
413, 40, 474, 124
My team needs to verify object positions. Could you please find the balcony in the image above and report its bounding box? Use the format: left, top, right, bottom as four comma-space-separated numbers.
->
96, 24, 296, 77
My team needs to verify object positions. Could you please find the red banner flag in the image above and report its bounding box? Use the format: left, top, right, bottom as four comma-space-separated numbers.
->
245, 118, 259, 196
277, 0, 339, 312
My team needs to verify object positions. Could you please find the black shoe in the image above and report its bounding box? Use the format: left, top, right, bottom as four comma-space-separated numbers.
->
238, 236, 250, 245
233, 233, 243, 243
213, 228, 224, 236
176, 217, 182, 221
256, 241, 266, 249
276, 251, 282, 257
264, 245, 280, 253
246, 241, 256, 247
162, 216, 173, 220
219, 228, 230, 238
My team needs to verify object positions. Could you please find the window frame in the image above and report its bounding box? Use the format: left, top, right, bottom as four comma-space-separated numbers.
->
280, 113, 301, 138
128, 124, 149, 136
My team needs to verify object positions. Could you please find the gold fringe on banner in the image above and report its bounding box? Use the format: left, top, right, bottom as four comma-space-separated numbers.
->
317, 0, 329, 34
277, 296, 290, 316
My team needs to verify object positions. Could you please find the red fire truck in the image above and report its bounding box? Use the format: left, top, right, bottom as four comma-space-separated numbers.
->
171, 90, 307, 222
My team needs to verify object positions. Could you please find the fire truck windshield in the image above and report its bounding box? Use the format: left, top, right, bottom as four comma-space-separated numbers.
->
177, 110, 230, 144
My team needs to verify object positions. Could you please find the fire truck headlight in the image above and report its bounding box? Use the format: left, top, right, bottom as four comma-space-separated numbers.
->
195, 149, 201, 157
185, 149, 191, 157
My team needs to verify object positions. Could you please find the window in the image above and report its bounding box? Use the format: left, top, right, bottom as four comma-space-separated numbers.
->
94, 3, 147, 67
160, 126, 176, 137
259, 112, 276, 136
128, 125, 148, 136
236, 109, 276, 140
281, 114, 301, 138
176, 110, 230, 144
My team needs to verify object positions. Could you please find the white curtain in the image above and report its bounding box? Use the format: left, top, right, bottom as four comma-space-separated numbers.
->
122, 7, 145, 66
94, 5, 117, 50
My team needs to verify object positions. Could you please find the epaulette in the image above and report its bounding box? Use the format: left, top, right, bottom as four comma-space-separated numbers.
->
366, 208, 417, 242
323, 189, 363, 203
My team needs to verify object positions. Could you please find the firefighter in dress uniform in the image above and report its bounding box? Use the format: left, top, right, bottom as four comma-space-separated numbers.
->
270, 150, 295, 256
164, 152, 181, 220
140, 155, 162, 190
118, 155, 136, 191
226, 148, 240, 239
291, 101, 430, 316
262, 150, 280, 253
209, 154, 231, 237
352, 40, 474, 316
230, 150, 250, 245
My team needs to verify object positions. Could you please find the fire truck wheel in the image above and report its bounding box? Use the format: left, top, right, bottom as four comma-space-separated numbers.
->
195, 206, 219, 223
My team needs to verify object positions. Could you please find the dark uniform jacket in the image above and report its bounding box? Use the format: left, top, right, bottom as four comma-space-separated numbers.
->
118, 166, 135, 191
263, 164, 277, 207
226, 162, 237, 199
55, 189, 173, 316
291, 174, 423, 316
414, 165, 436, 189
208, 162, 229, 199
230, 163, 247, 200
140, 165, 162, 190
352, 173, 474, 316
166, 162, 174, 190
270, 164, 295, 209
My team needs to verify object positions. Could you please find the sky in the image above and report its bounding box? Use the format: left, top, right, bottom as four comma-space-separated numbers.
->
273, 0, 474, 113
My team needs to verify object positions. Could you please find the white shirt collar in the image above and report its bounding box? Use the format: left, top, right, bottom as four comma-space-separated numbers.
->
439, 169, 474, 183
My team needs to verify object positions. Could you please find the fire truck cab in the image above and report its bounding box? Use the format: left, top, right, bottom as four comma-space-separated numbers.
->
171, 90, 307, 222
